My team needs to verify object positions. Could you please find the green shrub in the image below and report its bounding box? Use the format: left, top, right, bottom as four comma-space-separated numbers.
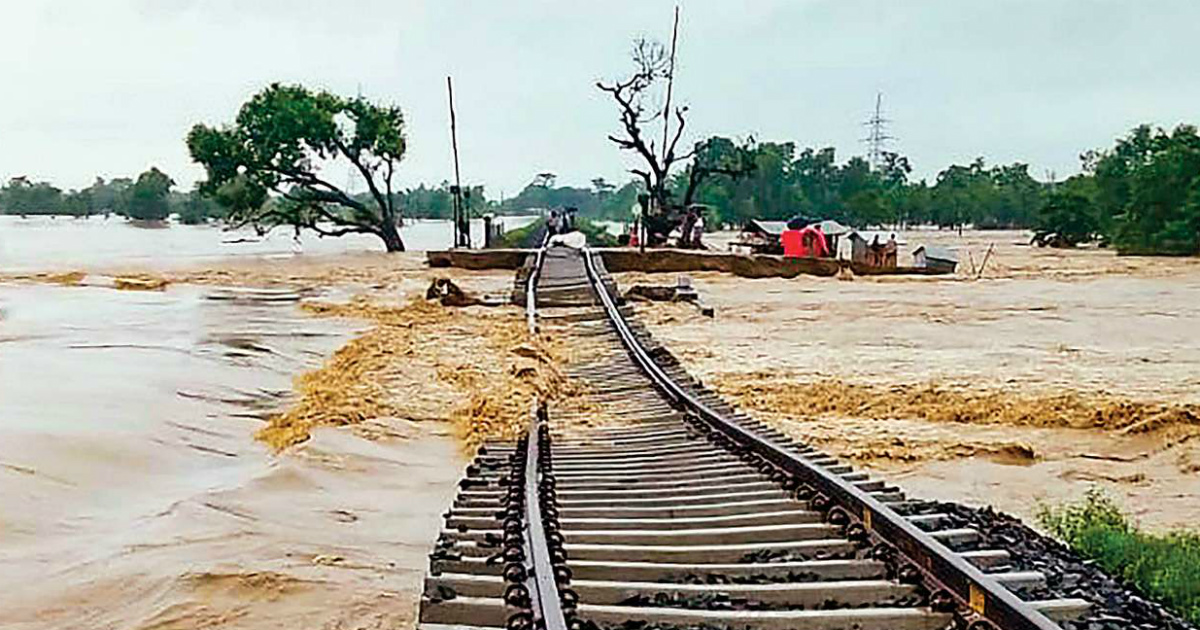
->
496, 219, 545, 248
1038, 489, 1200, 623
575, 217, 619, 247
495, 217, 618, 248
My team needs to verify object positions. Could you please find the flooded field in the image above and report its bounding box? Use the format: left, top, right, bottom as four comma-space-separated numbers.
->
0, 214, 538, 273
628, 230, 1200, 530
0, 220, 529, 629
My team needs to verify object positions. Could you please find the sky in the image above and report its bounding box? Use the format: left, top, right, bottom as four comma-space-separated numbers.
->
2, 0, 1199, 197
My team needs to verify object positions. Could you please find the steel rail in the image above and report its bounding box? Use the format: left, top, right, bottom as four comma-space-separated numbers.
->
522, 400, 568, 630
526, 238, 547, 335
521, 242, 567, 630
580, 247, 1061, 630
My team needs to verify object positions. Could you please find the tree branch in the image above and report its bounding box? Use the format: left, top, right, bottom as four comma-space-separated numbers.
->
333, 138, 389, 223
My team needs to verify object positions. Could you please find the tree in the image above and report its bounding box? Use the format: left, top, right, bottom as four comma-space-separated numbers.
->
0, 177, 64, 215
187, 83, 409, 251
177, 186, 226, 224
88, 177, 132, 215
532, 173, 557, 189
124, 167, 174, 221
679, 136, 757, 209
591, 177, 616, 199
598, 38, 695, 224
1034, 190, 1099, 247
62, 188, 94, 216
1092, 124, 1200, 255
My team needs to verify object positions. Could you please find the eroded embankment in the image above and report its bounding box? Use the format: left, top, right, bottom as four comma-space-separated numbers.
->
260, 293, 576, 452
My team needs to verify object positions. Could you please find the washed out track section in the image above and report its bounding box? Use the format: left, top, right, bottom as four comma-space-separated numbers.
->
418, 246, 1088, 630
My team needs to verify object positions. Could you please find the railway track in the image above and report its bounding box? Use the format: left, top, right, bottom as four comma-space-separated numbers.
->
419, 245, 1090, 630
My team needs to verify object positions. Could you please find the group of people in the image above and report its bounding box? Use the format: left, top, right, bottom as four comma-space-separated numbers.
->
548, 207, 576, 236
780, 218, 830, 258
865, 233, 899, 267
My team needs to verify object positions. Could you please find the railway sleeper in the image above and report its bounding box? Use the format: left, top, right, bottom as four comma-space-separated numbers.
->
428, 553, 1022, 584
443, 523, 978, 549
420, 596, 954, 630
431, 572, 922, 608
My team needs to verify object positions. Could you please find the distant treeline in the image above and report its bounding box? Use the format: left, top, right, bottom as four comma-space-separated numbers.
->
6, 122, 1197, 254
0, 173, 498, 224
494, 123, 1200, 255
0, 169, 223, 224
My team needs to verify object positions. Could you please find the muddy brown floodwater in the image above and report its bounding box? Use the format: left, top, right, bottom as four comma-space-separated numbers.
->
628, 229, 1200, 531
4, 225, 1198, 628
0, 250, 540, 630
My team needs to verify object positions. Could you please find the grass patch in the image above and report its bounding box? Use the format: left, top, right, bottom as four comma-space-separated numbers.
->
496, 218, 544, 248
1038, 489, 1200, 624
575, 217, 619, 247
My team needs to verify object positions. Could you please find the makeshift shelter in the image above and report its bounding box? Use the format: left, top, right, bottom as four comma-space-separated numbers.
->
913, 245, 958, 273
735, 220, 789, 254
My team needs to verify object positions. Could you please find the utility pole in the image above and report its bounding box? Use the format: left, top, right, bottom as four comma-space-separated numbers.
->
447, 76, 470, 248
660, 5, 680, 166
862, 91, 894, 170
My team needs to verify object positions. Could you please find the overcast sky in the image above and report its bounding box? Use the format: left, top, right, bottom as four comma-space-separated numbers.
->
3, 0, 1199, 196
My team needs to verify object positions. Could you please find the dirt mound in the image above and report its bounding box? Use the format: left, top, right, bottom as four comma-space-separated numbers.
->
260, 292, 570, 451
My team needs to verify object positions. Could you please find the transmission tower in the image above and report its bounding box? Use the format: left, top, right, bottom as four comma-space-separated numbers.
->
862, 92, 895, 170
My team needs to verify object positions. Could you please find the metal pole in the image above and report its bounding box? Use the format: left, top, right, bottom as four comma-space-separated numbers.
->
660, 5, 680, 163
448, 76, 468, 248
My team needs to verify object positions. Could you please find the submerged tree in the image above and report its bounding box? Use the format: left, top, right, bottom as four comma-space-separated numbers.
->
0, 177, 64, 215
124, 167, 174, 221
1034, 190, 1099, 247
187, 83, 409, 251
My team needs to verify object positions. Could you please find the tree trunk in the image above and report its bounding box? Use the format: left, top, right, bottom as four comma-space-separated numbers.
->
379, 220, 405, 252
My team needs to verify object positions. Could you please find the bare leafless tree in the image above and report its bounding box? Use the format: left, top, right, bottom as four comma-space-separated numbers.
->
597, 38, 696, 215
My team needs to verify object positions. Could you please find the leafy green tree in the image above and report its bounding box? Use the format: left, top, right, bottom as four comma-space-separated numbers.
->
1034, 190, 1099, 247
187, 83, 409, 251
594, 180, 644, 220
501, 176, 601, 215
591, 177, 616, 199
931, 159, 989, 230
124, 167, 174, 221
1095, 125, 1200, 254
89, 177, 133, 215
0, 177, 64, 215
676, 136, 756, 209
792, 147, 841, 219
62, 188, 94, 216
177, 187, 226, 224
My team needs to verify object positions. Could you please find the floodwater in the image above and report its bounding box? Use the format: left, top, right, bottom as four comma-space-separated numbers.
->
0, 214, 538, 272
0, 219, 508, 629
628, 229, 1200, 530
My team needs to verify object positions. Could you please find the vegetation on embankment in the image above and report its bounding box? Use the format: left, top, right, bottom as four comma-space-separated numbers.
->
1039, 490, 1200, 624
495, 217, 617, 248
496, 218, 545, 248
576, 217, 619, 247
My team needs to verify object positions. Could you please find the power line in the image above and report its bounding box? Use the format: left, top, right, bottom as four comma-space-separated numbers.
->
862, 91, 895, 170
